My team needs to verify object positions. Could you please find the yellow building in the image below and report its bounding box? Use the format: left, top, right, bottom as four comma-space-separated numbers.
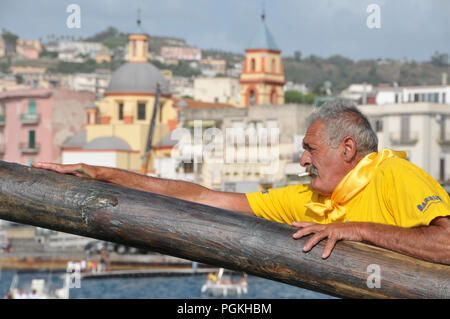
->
62, 19, 179, 174
96, 50, 112, 64
240, 13, 285, 107
200, 57, 227, 74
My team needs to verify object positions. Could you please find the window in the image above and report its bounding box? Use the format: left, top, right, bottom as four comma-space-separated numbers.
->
118, 103, 124, 120
440, 115, 447, 141
400, 116, 410, 142
375, 119, 383, 132
137, 102, 146, 120
250, 58, 256, 72
0, 102, 5, 122
183, 162, 193, 174
249, 90, 256, 106
28, 130, 36, 149
272, 58, 276, 73
28, 100, 36, 115
270, 90, 276, 104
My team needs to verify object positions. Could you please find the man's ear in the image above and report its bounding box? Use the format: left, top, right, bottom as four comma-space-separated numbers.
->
342, 136, 357, 162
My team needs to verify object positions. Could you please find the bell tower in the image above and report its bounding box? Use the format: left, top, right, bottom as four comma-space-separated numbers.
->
240, 12, 285, 107
128, 9, 149, 63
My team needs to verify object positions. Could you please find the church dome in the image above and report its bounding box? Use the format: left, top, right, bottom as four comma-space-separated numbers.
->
84, 136, 132, 151
105, 62, 170, 95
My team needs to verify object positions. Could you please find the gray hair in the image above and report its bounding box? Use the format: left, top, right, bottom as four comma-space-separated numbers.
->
306, 99, 378, 155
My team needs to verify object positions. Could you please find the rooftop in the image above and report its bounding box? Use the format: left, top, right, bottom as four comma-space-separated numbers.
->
247, 13, 279, 51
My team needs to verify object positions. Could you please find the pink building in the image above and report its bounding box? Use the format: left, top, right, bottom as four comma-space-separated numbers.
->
160, 46, 202, 61
0, 88, 95, 166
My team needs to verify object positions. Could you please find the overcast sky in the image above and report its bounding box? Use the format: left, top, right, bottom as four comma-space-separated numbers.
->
0, 0, 449, 61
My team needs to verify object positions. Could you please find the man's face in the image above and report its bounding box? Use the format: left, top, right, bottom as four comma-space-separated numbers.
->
300, 120, 346, 196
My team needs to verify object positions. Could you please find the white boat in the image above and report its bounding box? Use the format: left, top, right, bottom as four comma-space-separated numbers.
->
5, 273, 70, 299
201, 268, 248, 297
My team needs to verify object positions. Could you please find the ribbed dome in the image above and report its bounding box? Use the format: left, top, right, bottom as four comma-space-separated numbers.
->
105, 62, 170, 95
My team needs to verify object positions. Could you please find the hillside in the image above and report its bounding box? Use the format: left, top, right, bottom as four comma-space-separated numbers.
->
283, 54, 450, 93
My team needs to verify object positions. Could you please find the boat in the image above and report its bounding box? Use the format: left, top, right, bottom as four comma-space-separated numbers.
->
5, 273, 70, 299
201, 268, 248, 297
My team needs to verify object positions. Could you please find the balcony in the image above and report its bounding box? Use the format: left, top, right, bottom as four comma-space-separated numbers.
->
437, 131, 450, 146
19, 113, 41, 125
389, 131, 419, 146
19, 142, 40, 154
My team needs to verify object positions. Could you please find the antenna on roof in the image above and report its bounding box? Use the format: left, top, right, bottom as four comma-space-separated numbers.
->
261, 0, 266, 21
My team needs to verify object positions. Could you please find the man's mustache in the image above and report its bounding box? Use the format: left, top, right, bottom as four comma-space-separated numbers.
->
306, 166, 319, 176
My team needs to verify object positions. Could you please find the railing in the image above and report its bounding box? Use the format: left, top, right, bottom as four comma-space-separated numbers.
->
389, 131, 419, 145
19, 113, 41, 124
19, 142, 40, 154
437, 131, 450, 146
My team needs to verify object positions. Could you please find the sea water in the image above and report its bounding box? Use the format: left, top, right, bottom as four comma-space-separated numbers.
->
0, 270, 335, 299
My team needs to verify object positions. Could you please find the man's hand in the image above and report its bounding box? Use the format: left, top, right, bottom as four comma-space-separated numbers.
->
292, 221, 363, 259
31, 162, 98, 179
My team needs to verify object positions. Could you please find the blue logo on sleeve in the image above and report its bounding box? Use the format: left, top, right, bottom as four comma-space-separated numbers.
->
417, 195, 443, 213
262, 190, 269, 194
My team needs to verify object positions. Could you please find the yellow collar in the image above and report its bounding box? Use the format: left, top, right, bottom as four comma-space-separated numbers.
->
304, 149, 407, 221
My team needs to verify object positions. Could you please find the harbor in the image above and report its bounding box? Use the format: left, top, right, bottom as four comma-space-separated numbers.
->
0, 228, 333, 299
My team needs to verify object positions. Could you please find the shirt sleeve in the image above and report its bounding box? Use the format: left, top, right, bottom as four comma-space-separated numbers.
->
245, 184, 313, 224
378, 158, 450, 227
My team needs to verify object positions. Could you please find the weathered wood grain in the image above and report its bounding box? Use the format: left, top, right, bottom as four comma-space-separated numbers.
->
0, 160, 448, 298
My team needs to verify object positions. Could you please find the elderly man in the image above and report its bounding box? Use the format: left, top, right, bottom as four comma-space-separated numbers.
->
32, 101, 450, 264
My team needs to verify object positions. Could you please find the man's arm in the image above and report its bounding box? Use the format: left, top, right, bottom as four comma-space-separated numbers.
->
31, 162, 254, 216
292, 216, 450, 265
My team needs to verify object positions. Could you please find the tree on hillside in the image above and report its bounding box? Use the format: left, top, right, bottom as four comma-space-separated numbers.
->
431, 51, 449, 67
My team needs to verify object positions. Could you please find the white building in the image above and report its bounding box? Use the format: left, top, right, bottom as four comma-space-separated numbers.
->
58, 50, 84, 63
284, 81, 310, 95
58, 41, 104, 56
375, 85, 450, 105
340, 83, 374, 103
73, 72, 111, 98
360, 103, 450, 183
194, 77, 240, 104
169, 76, 194, 98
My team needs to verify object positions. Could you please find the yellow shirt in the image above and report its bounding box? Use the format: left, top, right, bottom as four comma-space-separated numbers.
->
246, 157, 450, 227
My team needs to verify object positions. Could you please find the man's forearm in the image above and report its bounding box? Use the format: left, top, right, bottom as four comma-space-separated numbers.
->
358, 218, 450, 264
93, 166, 254, 215
95, 166, 207, 202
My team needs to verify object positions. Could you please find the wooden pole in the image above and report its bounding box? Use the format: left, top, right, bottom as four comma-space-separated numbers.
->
0, 160, 448, 298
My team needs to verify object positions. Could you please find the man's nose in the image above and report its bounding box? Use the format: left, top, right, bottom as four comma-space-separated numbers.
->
299, 151, 311, 167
